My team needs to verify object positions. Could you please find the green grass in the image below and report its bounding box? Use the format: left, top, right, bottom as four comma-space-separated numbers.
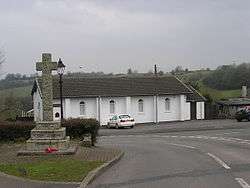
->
198, 83, 241, 101
0, 159, 103, 182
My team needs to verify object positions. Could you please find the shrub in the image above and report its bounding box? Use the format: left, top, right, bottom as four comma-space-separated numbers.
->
62, 118, 100, 146
0, 118, 100, 146
0, 121, 35, 141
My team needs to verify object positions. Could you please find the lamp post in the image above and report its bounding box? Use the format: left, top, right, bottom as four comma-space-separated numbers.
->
57, 58, 65, 120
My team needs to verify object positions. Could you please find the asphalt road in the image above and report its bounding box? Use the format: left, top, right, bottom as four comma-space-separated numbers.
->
2, 120, 250, 188
88, 122, 250, 188
98, 119, 250, 136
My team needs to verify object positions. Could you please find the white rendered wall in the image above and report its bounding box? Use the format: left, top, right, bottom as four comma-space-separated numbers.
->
130, 96, 154, 124
50, 94, 195, 124
183, 101, 191, 120
52, 98, 97, 120
33, 91, 43, 122
158, 95, 181, 122
70, 98, 97, 119
53, 107, 61, 121
196, 102, 205, 120
100, 97, 126, 125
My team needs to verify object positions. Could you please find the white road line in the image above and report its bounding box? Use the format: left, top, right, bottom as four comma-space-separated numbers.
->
223, 132, 240, 135
207, 153, 231, 169
195, 136, 203, 139
167, 143, 196, 149
235, 178, 250, 188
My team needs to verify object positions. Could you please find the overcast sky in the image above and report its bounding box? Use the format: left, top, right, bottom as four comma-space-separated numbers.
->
1, 0, 250, 75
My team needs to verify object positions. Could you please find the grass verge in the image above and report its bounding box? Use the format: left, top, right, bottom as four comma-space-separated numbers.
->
0, 159, 103, 182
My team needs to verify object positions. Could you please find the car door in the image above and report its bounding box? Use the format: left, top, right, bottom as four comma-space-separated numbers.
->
110, 115, 118, 126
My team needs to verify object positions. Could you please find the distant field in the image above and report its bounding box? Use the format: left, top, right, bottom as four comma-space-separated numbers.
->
177, 71, 241, 101
0, 85, 32, 108
198, 83, 241, 101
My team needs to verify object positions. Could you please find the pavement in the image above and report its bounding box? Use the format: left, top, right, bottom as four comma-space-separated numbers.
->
2, 119, 250, 188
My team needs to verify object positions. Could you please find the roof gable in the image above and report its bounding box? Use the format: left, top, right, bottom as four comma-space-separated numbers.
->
186, 85, 206, 102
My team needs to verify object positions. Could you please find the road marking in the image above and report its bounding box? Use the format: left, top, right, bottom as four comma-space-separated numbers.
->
207, 153, 231, 169
223, 132, 240, 135
235, 178, 250, 188
167, 143, 196, 149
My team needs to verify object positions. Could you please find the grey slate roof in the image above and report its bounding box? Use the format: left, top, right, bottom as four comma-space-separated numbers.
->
33, 76, 205, 101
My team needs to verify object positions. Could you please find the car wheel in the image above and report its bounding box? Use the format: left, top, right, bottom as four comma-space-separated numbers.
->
237, 119, 242, 122
130, 125, 134, 129
107, 123, 111, 129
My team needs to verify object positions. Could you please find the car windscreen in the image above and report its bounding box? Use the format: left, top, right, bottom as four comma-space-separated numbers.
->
119, 115, 130, 119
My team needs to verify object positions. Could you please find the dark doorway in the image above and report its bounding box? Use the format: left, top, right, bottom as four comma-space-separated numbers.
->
190, 102, 197, 120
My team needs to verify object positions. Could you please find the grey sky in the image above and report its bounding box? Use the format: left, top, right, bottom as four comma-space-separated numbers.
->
1, 0, 250, 75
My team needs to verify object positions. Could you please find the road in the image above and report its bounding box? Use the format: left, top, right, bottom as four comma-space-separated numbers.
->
2, 120, 250, 188
88, 122, 250, 188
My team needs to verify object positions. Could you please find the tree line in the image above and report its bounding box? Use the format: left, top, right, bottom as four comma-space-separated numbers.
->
202, 63, 250, 90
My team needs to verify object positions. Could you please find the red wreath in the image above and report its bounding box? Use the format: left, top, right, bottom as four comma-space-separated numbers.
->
45, 147, 58, 153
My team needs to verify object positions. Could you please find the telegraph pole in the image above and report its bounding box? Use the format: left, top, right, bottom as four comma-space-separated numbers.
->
154, 64, 159, 125
154, 64, 158, 76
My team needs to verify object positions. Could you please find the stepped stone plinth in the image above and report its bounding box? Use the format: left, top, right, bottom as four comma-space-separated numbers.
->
18, 121, 77, 155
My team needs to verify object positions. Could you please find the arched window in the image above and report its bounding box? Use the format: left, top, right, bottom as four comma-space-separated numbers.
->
38, 102, 41, 110
80, 101, 86, 115
55, 112, 60, 118
138, 99, 144, 112
110, 100, 115, 114
165, 98, 170, 111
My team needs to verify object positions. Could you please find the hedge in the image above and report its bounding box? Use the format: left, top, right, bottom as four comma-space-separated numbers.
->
0, 121, 35, 141
0, 118, 100, 145
62, 118, 100, 145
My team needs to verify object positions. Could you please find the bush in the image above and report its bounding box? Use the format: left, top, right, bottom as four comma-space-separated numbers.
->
0, 118, 100, 146
0, 121, 35, 141
62, 118, 100, 146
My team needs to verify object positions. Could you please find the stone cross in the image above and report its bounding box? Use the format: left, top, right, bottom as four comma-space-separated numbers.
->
36, 53, 58, 121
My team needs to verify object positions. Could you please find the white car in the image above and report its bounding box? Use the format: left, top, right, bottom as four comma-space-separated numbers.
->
107, 114, 135, 129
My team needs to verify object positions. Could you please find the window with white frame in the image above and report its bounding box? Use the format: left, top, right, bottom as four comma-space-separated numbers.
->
110, 100, 115, 114
165, 98, 170, 112
138, 99, 144, 112
80, 101, 86, 115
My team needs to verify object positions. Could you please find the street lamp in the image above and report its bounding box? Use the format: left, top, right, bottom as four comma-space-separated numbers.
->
57, 58, 65, 120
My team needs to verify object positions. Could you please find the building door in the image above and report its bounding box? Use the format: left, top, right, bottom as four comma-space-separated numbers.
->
190, 102, 197, 120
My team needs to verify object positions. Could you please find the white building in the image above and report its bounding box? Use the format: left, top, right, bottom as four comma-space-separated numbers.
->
32, 76, 205, 125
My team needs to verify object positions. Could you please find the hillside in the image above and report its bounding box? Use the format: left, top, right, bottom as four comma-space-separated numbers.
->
0, 85, 33, 120
176, 70, 242, 101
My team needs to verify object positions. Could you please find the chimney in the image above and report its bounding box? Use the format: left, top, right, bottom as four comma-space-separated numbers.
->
241, 86, 247, 98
